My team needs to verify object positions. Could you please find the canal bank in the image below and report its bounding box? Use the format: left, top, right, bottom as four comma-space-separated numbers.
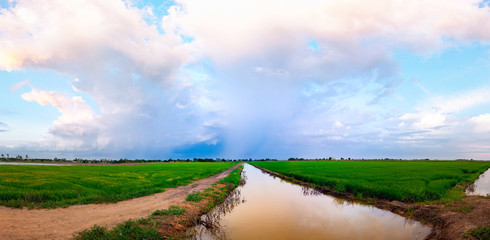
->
252, 164, 490, 240
190, 164, 432, 240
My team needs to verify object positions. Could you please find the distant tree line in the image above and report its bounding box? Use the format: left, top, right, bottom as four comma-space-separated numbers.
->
0, 154, 31, 161
0, 156, 279, 164
287, 157, 478, 161
2, 154, 473, 164
0, 154, 70, 163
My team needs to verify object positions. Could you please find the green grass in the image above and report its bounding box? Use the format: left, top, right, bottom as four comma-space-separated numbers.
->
453, 205, 475, 214
185, 192, 204, 202
202, 165, 244, 212
467, 225, 490, 240
219, 165, 243, 188
251, 161, 490, 202
75, 219, 160, 240
0, 162, 236, 208
151, 205, 186, 216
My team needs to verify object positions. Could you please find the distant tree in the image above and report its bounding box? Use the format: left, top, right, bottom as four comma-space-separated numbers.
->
6, 153, 9, 159
25, 155, 29, 160
1, 154, 3, 158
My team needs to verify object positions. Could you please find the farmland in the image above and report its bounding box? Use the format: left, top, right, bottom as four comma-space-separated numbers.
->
251, 161, 490, 202
0, 162, 236, 208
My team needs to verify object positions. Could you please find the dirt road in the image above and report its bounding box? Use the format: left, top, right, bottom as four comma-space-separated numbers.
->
0, 165, 239, 240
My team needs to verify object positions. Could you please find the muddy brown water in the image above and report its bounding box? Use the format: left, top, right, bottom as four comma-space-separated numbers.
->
466, 168, 490, 196
190, 164, 432, 240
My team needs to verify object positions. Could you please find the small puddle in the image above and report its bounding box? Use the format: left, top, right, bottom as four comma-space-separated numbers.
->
189, 164, 432, 240
466, 168, 490, 196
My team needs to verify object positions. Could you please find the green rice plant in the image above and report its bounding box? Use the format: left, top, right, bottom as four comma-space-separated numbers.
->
0, 162, 237, 208
251, 161, 489, 202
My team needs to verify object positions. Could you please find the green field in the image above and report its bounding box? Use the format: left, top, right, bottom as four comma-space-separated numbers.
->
0, 162, 236, 208
250, 161, 490, 202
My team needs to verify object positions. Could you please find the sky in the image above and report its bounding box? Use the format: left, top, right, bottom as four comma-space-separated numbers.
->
1, 0, 490, 160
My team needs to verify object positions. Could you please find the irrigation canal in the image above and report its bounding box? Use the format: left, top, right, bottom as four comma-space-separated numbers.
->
466, 168, 490, 196
189, 163, 432, 240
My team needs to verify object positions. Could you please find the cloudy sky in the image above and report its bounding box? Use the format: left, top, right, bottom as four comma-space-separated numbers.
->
1, 0, 490, 160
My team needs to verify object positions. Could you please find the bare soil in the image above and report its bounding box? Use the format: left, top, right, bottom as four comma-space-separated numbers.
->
152, 183, 233, 239
0, 165, 239, 240
255, 165, 490, 240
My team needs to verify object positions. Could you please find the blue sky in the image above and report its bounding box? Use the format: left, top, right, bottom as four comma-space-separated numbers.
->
1, 0, 490, 160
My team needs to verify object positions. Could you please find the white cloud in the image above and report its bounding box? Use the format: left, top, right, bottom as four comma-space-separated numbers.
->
471, 114, 490, 133
20, 89, 102, 150
160, 1, 490, 157
21, 89, 96, 124
10, 79, 30, 92
167, 0, 490, 63
333, 121, 343, 129
399, 87, 490, 130
399, 112, 446, 130
2, 0, 490, 159
0, 0, 209, 155
0, 0, 189, 80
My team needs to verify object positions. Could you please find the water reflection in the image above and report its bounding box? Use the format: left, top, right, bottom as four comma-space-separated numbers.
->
189, 171, 247, 240
189, 164, 431, 240
301, 186, 322, 196
466, 168, 490, 196
191, 189, 243, 240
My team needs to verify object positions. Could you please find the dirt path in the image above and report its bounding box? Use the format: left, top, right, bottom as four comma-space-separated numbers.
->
0, 164, 239, 240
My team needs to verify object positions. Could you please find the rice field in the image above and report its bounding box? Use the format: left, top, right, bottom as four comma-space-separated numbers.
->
250, 160, 490, 202
0, 162, 236, 208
